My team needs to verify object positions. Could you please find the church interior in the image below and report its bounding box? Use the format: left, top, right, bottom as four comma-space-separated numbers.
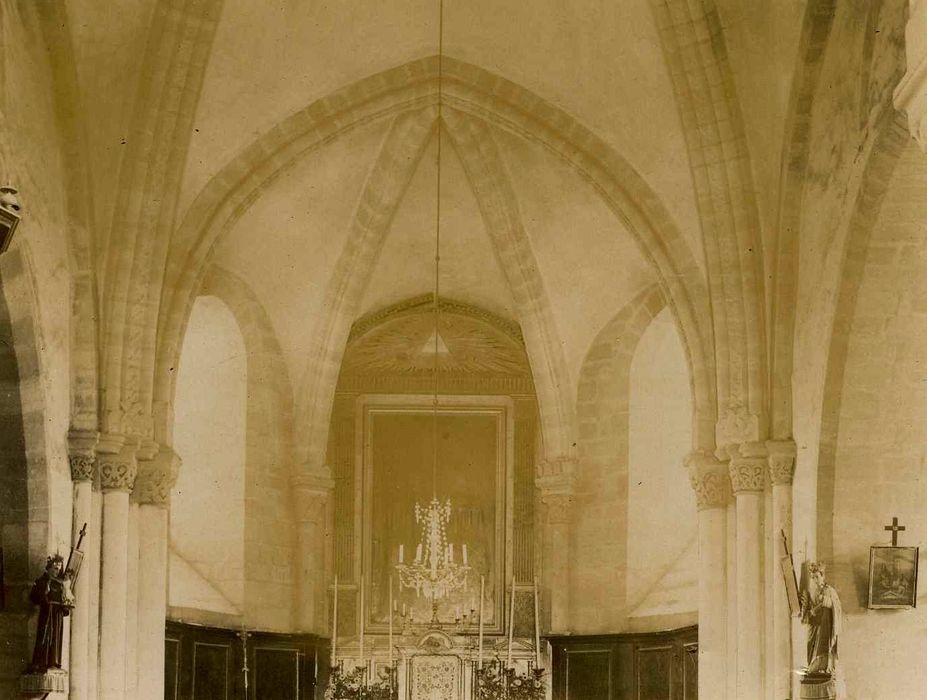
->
0, 1, 925, 699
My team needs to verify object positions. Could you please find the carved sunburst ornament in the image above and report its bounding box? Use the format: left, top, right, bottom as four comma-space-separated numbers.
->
343, 312, 529, 377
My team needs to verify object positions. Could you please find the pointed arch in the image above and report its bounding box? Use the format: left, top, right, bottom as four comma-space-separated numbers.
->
154, 56, 716, 457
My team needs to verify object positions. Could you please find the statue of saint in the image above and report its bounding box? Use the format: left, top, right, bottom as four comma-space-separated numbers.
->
800, 562, 845, 699
27, 554, 75, 673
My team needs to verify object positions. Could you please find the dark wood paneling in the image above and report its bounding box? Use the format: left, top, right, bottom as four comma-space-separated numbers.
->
549, 626, 697, 700
566, 650, 611, 700
165, 621, 324, 700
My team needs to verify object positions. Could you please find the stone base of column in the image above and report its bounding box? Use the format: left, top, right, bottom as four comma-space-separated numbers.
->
20, 669, 68, 695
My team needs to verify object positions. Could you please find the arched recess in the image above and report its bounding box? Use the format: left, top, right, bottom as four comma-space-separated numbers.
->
199, 266, 299, 630
170, 292, 248, 625
571, 285, 665, 633
170, 266, 299, 631
154, 56, 716, 466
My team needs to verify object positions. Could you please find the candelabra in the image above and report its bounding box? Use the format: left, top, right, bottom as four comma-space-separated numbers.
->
395, 497, 471, 623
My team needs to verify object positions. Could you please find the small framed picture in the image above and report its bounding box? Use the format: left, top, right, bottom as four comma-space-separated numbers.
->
868, 546, 919, 609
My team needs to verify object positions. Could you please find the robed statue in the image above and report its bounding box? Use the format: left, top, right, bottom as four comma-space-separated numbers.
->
28, 554, 75, 672
800, 562, 845, 700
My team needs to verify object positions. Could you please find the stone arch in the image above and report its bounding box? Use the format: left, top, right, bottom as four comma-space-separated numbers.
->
648, 0, 766, 449
442, 108, 573, 461
154, 56, 716, 460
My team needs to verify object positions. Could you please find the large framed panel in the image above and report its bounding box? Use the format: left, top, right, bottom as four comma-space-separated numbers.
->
565, 649, 612, 700
358, 395, 514, 633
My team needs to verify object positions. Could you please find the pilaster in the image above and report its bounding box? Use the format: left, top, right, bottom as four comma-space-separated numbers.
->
294, 467, 336, 633
535, 456, 575, 633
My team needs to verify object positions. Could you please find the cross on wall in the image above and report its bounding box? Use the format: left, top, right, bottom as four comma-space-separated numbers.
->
884, 517, 906, 547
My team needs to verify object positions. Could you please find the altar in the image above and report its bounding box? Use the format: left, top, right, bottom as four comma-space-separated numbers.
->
332, 628, 542, 700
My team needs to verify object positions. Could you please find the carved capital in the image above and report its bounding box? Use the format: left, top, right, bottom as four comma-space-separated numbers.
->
540, 492, 573, 524
685, 451, 731, 510
766, 439, 797, 486
133, 447, 181, 507
728, 458, 767, 494
535, 456, 576, 494
97, 436, 138, 493
67, 428, 99, 483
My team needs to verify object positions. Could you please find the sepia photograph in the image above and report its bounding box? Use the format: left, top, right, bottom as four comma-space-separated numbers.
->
0, 1, 925, 699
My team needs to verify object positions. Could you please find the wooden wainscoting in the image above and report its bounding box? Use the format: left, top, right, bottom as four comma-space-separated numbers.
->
165, 620, 328, 700
548, 626, 697, 700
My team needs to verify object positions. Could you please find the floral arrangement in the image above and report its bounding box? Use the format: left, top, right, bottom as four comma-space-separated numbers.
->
475, 660, 546, 700
325, 665, 397, 700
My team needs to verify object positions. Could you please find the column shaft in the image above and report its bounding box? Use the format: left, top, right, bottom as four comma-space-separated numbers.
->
734, 491, 765, 699
100, 490, 130, 700
137, 505, 168, 700
125, 503, 140, 697
69, 479, 93, 700
697, 506, 727, 699
770, 482, 793, 700
88, 489, 103, 700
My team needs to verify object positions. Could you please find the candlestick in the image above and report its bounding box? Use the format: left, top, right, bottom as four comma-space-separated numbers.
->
533, 576, 541, 668
478, 575, 485, 670
506, 576, 515, 667
332, 575, 338, 665
389, 577, 394, 667
359, 574, 365, 666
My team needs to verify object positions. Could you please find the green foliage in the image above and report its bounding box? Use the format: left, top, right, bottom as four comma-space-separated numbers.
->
325, 666, 397, 700
475, 661, 546, 700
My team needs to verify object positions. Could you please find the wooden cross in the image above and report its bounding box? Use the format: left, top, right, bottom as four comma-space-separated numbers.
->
884, 517, 906, 547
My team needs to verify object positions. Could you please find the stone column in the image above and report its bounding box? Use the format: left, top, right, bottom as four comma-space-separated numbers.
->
767, 439, 797, 700
97, 435, 138, 700
686, 452, 730, 700
294, 469, 335, 633
134, 448, 180, 700
535, 457, 575, 633
727, 442, 767, 700
895, 0, 927, 150
68, 429, 98, 700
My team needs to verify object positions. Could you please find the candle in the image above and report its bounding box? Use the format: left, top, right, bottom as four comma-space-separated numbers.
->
506, 576, 515, 667
389, 577, 394, 667
462, 544, 468, 566
478, 575, 485, 669
399, 544, 404, 563
449, 543, 454, 562
533, 576, 541, 668
415, 544, 422, 562
332, 575, 338, 665
359, 575, 365, 666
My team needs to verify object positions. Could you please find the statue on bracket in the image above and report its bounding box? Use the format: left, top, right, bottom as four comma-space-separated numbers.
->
799, 562, 845, 700
27, 553, 75, 673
